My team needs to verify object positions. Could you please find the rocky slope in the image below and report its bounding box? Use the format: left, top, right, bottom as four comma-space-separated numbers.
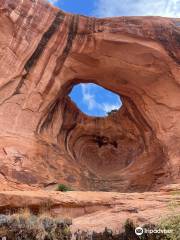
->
0, 0, 179, 192
0, 184, 180, 233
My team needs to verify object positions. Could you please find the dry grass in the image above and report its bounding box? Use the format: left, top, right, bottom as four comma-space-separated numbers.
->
0, 208, 72, 240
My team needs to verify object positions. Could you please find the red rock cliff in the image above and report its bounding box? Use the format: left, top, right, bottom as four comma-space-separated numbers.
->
0, 0, 179, 191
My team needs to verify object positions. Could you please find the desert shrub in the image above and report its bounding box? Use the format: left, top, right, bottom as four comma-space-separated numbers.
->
73, 219, 179, 240
0, 210, 72, 240
122, 217, 180, 240
170, 191, 180, 196
158, 215, 180, 240
1, 212, 179, 240
56, 184, 72, 192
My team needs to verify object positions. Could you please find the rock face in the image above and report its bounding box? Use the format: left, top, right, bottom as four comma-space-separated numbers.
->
0, 0, 179, 191
0, 185, 180, 233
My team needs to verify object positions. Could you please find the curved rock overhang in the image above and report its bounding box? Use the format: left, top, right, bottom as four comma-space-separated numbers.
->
0, 0, 179, 191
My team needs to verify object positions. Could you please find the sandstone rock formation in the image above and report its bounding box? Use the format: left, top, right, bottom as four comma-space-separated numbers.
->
0, 0, 179, 192
0, 185, 180, 233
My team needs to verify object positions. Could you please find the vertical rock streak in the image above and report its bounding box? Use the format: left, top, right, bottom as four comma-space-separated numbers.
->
43, 15, 79, 96
14, 10, 65, 95
37, 15, 80, 135
24, 11, 65, 72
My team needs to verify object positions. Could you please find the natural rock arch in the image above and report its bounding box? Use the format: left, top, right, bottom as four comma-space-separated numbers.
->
0, 0, 179, 191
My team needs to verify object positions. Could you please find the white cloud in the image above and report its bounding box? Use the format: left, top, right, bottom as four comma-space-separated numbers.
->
102, 103, 120, 113
94, 0, 180, 18
81, 84, 98, 110
81, 84, 121, 115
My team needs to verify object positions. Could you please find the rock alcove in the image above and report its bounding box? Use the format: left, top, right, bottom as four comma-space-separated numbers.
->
0, 0, 179, 192
57, 79, 169, 192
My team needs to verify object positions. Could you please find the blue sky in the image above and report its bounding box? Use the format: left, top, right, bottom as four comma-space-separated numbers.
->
70, 84, 121, 117
50, 0, 180, 17
49, 0, 180, 116
50, 0, 94, 16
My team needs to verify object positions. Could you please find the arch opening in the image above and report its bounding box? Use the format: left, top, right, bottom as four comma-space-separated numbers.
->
69, 83, 122, 117
56, 78, 168, 192
34, 69, 170, 192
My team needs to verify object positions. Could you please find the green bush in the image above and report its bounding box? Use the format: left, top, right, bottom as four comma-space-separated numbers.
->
56, 184, 72, 192
122, 216, 180, 240
159, 215, 180, 240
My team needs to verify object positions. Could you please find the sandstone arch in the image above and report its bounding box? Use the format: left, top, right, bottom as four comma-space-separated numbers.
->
0, 0, 179, 191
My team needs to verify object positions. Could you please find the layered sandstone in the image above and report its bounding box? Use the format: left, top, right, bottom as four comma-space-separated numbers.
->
0, 185, 180, 233
0, 0, 179, 192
